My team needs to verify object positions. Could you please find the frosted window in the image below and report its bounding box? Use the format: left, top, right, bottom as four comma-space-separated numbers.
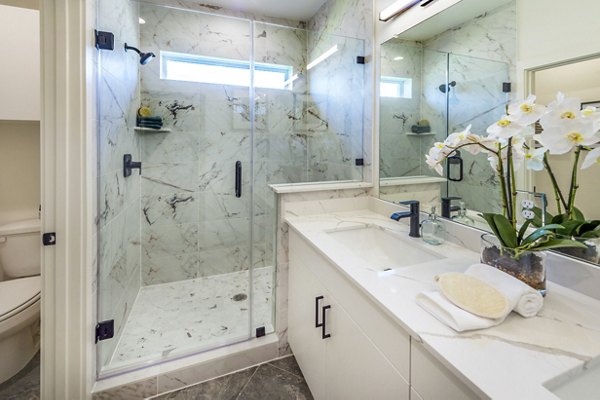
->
161, 51, 292, 90
381, 76, 412, 99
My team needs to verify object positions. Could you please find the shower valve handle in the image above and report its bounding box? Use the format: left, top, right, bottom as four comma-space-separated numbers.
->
123, 154, 142, 177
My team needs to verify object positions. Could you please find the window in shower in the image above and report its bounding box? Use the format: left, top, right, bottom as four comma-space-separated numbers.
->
160, 51, 293, 89
380, 76, 412, 98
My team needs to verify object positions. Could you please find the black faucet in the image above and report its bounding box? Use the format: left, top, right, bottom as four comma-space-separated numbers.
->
441, 196, 461, 218
391, 200, 420, 238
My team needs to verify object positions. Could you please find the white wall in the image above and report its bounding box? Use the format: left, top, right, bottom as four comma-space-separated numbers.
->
0, 5, 40, 121
517, 0, 600, 69
0, 121, 40, 225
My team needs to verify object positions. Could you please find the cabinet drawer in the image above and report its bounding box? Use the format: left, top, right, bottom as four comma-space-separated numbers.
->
411, 340, 482, 400
290, 231, 410, 380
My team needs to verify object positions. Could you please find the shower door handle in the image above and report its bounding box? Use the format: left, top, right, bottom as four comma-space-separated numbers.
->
315, 296, 324, 327
235, 161, 242, 198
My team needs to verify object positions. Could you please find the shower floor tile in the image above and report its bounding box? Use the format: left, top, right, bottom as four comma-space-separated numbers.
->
106, 266, 274, 371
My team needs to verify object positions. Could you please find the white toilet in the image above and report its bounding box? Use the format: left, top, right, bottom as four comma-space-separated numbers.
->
0, 218, 41, 384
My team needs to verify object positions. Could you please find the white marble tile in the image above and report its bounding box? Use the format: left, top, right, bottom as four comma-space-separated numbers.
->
105, 267, 275, 372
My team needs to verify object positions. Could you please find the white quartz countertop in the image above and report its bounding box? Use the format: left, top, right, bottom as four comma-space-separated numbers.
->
284, 203, 600, 400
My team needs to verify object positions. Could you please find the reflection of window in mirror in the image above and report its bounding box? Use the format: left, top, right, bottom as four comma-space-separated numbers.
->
532, 57, 600, 220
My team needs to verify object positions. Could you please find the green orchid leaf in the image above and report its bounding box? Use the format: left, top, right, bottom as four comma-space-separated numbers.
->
573, 207, 586, 221
480, 213, 502, 242
522, 228, 554, 245
551, 213, 567, 225
532, 239, 588, 251
537, 224, 565, 231
532, 207, 554, 228
493, 214, 517, 248
581, 229, 600, 238
517, 220, 531, 244
557, 220, 582, 236
576, 220, 600, 236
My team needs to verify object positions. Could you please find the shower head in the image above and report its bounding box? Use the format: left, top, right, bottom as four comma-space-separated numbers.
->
438, 81, 457, 93
124, 43, 156, 65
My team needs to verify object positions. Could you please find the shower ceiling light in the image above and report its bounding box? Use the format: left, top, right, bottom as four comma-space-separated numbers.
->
307, 45, 339, 71
139, 17, 146, 24
379, 0, 421, 22
394, 56, 404, 61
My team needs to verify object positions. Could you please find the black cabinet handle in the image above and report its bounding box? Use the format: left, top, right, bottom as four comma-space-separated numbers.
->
315, 296, 324, 327
322, 305, 331, 339
235, 161, 242, 198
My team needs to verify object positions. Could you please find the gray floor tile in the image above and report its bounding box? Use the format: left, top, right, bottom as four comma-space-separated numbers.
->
155, 366, 257, 400
0, 352, 40, 400
237, 364, 313, 400
266, 356, 303, 379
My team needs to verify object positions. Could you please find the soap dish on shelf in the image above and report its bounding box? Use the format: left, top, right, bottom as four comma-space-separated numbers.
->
405, 132, 436, 137
134, 127, 171, 133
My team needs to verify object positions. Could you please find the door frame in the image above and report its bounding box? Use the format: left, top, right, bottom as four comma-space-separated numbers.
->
41, 0, 96, 398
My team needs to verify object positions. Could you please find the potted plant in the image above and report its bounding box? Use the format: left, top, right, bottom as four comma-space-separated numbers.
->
425, 92, 598, 292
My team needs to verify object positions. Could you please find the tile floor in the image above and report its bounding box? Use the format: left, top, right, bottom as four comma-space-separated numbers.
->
105, 267, 274, 372
150, 356, 313, 400
0, 352, 40, 400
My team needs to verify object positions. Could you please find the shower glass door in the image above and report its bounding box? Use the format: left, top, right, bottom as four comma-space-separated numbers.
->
445, 54, 510, 215
96, 1, 255, 376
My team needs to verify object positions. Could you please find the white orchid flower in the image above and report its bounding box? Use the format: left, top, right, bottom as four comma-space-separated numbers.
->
444, 125, 472, 147
540, 92, 583, 127
487, 136, 525, 170
581, 106, 600, 132
507, 95, 548, 126
537, 119, 598, 154
582, 147, 600, 169
487, 115, 525, 139
524, 147, 547, 171
425, 146, 446, 176
461, 134, 499, 155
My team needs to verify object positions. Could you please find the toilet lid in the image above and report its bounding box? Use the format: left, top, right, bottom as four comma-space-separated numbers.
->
0, 276, 41, 322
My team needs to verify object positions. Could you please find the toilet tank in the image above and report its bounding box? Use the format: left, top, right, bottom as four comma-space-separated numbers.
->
0, 219, 41, 278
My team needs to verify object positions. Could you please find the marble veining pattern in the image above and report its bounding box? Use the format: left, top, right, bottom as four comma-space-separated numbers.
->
106, 267, 274, 371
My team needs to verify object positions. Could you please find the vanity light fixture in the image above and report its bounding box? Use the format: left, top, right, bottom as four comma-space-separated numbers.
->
394, 56, 404, 61
307, 45, 339, 70
379, 0, 421, 22
139, 17, 146, 24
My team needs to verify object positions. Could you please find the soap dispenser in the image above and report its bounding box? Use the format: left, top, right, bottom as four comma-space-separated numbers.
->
452, 201, 475, 226
421, 206, 445, 245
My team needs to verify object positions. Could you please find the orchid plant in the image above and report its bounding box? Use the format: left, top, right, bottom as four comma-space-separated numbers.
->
426, 92, 600, 254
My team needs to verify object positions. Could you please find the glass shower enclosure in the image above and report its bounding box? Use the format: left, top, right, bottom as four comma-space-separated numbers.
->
96, 0, 365, 377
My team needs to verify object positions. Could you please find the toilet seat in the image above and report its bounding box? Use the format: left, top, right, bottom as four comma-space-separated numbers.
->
0, 276, 41, 323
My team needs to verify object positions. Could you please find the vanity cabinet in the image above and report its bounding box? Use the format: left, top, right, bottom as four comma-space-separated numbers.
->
288, 231, 410, 400
410, 341, 480, 400
288, 230, 482, 400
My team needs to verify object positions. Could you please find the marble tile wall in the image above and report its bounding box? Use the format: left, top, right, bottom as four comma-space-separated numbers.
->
97, 0, 142, 369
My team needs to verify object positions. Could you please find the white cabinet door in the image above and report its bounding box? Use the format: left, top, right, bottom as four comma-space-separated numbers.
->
289, 255, 328, 400
411, 341, 481, 400
325, 295, 410, 400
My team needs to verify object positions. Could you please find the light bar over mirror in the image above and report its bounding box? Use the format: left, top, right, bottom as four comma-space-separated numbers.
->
379, 0, 422, 22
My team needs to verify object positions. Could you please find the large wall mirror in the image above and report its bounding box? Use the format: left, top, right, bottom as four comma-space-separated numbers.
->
379, 0, 516, 229
378, 0, 600, 265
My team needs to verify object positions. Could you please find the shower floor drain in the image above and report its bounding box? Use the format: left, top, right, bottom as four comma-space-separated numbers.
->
232, 293, 248, 302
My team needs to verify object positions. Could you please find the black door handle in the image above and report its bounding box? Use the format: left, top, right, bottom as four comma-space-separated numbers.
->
447, 154, 463, 182
235, 161, 242, 198
322, 305, 331, 339
315, 296, 324, 327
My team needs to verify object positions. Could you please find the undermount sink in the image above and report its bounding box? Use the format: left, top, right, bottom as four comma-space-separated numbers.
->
545, 360, 600, 399
326, 225, 444, 271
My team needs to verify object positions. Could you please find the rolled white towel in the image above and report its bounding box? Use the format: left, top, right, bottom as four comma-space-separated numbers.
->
416, 264, 544, 332
416, 291, 502, 332
464, 264, 543, 318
